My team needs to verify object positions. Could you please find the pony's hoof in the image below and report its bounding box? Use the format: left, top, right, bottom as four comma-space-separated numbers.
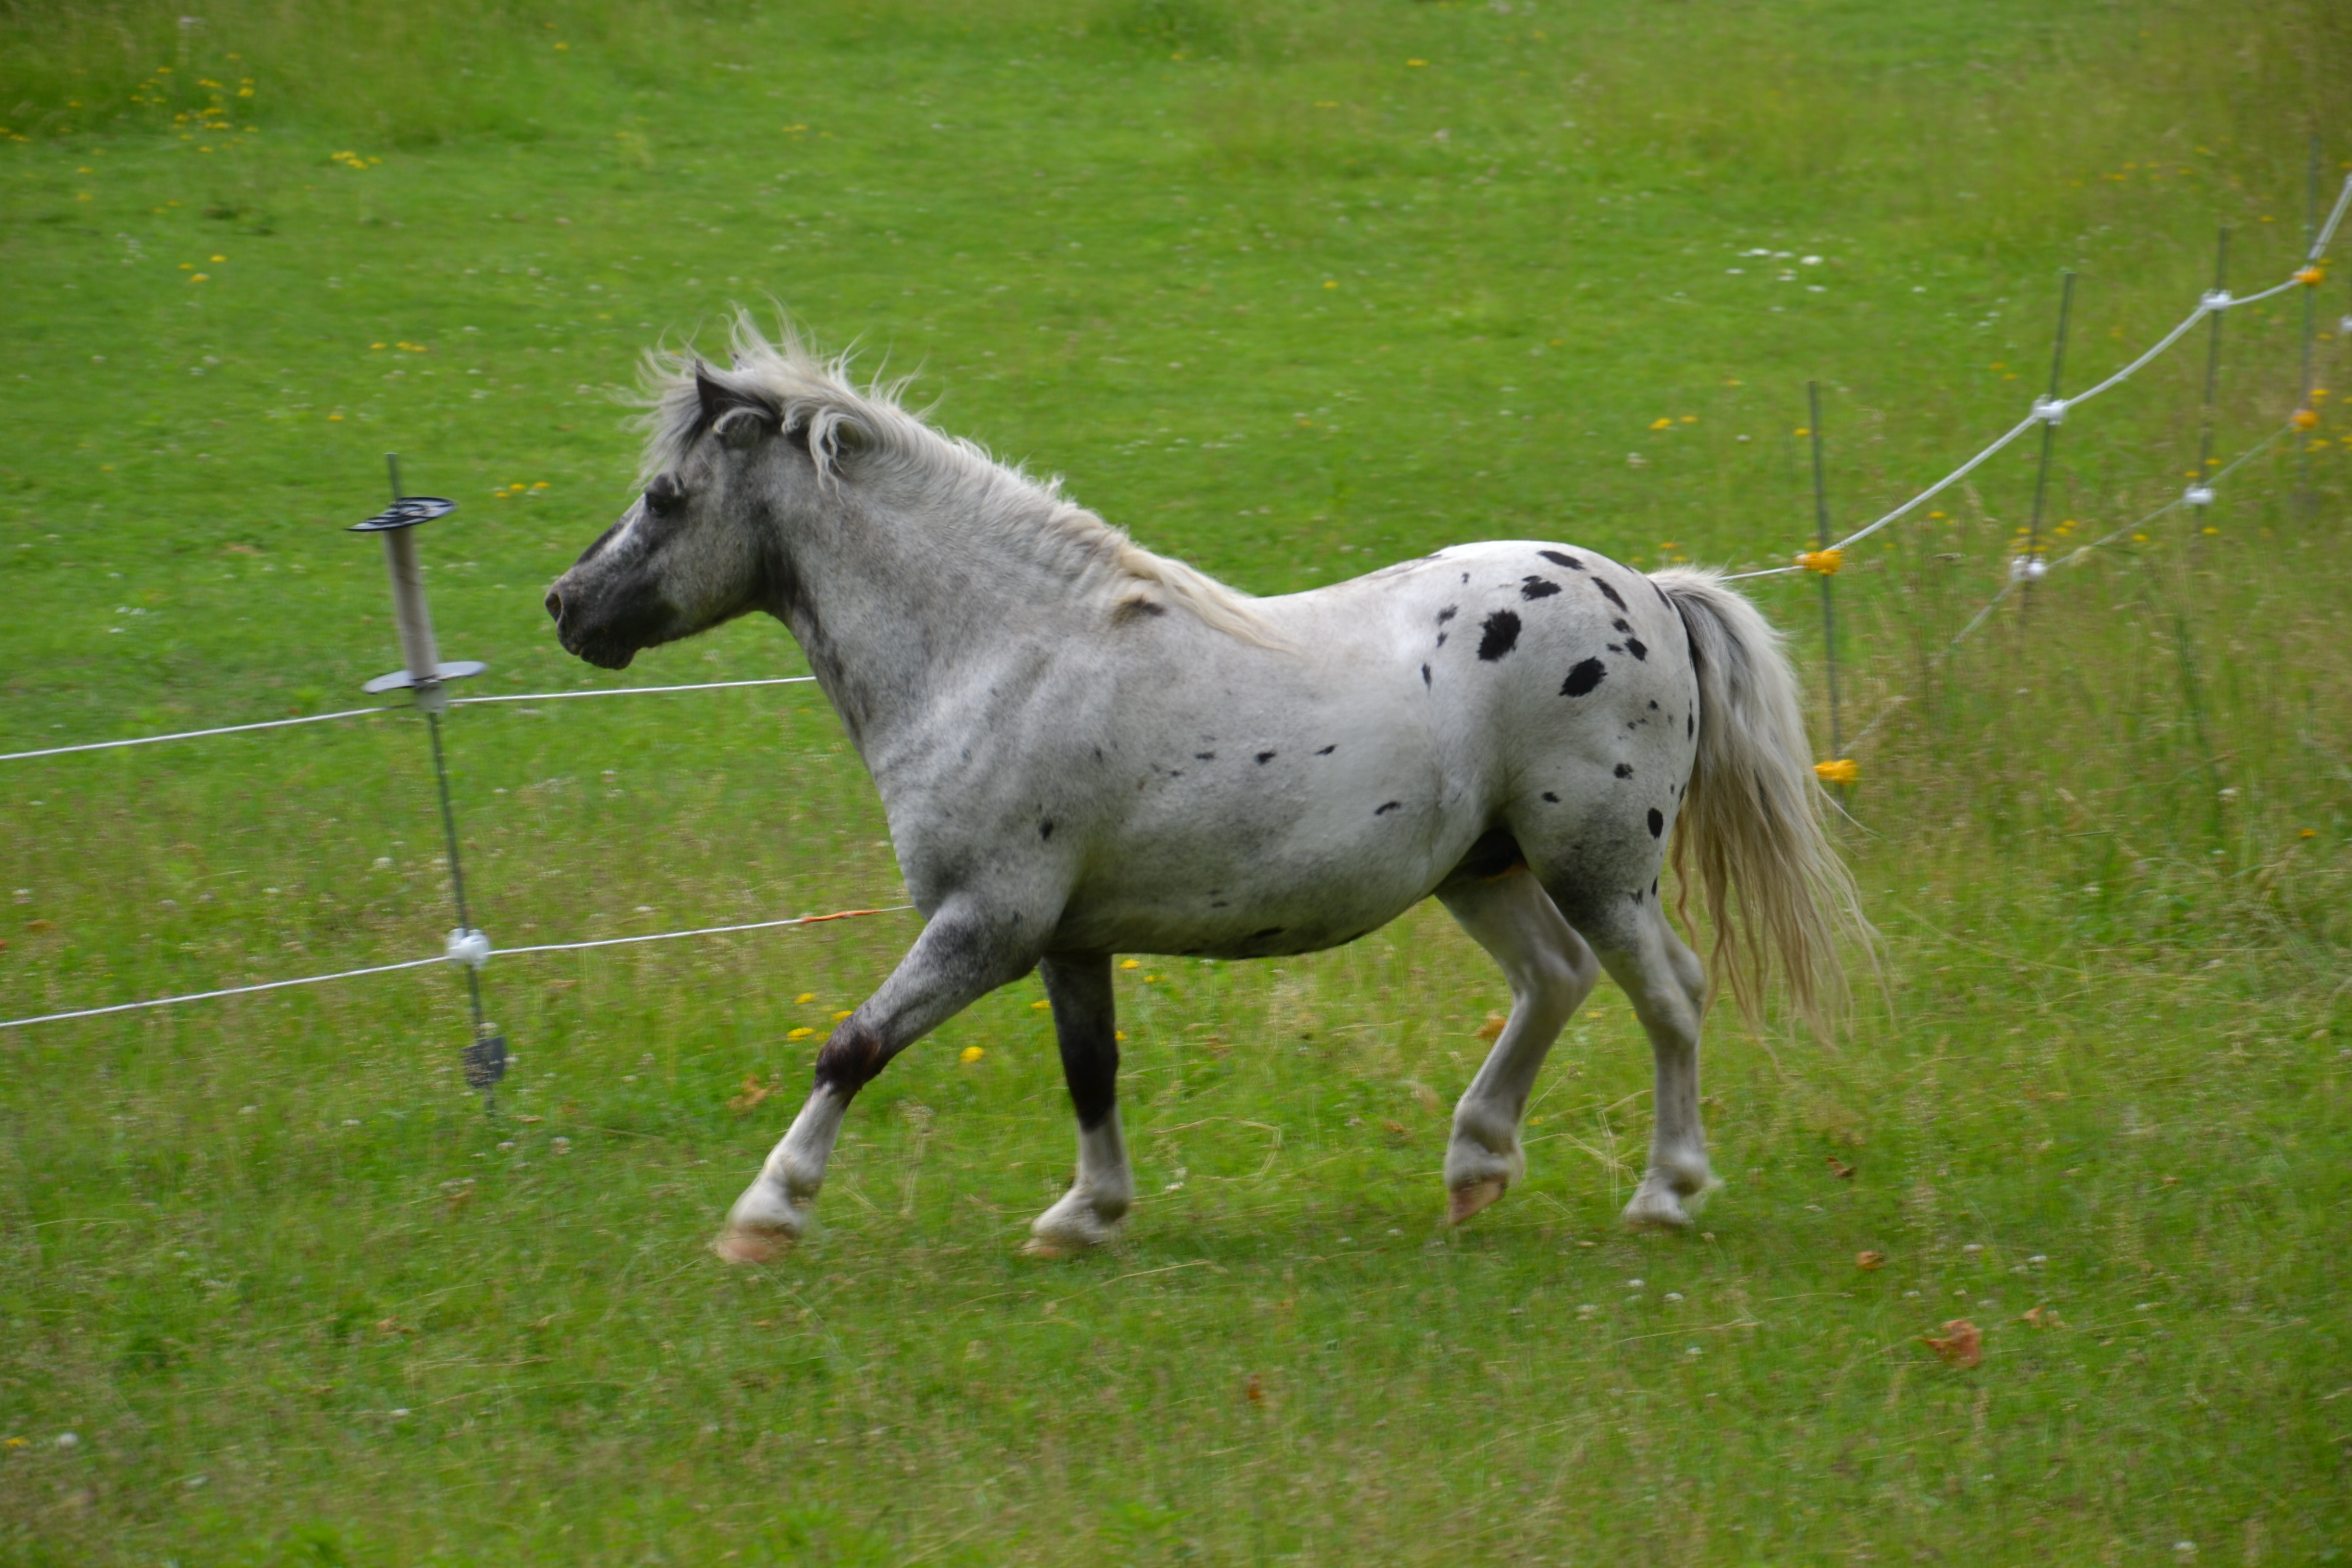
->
1019, 1236, 1080, 1261
1447, 1176, 1508, 1226
711, 1223, 794, 1264
1621, 1182, 1695, 1232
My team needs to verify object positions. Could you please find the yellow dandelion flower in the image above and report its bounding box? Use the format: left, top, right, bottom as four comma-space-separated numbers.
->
788, 1027, 814, 1040
1030, 999, 1050, 1010
1406, 58, 1427, 66
1121, 959, 1140, 969
1649, 417, 1673, 431
832, 1010, 852, 1020
795, 991, 816, 1003
959, 1045, 984, 1063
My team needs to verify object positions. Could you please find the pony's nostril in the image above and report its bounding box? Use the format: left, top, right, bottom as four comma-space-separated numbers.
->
544, 590, 564, 621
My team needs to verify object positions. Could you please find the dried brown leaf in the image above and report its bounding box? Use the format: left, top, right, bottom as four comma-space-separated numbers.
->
1922, 1318, 1982, 1368
1825, 1155, 1856, 1180
1475, 1013, 1508, 1042
727, 1074, 778, 1115
1855, 1250, 1885, 1271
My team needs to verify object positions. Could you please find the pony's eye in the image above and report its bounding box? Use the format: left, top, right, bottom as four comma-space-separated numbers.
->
645, 473, 688, 514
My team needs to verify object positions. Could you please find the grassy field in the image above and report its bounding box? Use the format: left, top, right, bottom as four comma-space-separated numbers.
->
4, 0, 2351, 1561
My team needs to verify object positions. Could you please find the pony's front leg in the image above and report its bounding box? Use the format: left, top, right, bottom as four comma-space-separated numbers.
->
716, 902, 1042, 1262
1023, 951, 1134, 1258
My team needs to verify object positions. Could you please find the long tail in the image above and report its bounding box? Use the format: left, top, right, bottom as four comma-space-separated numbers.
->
1651, 567, 1870, 1033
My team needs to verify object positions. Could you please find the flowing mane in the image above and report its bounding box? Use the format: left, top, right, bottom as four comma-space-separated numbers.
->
636, 313, 1284, 648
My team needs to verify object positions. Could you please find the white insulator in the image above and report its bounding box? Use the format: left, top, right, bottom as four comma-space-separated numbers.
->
2202, 288, 2234, 310
2032, 395, 2067, 425
445, 927, 493, 969
2184, 484, 2215, 507
2009, 554, 2049, 582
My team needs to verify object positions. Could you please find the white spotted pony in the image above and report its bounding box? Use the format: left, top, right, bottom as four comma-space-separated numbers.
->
545, 319, 1864, 1258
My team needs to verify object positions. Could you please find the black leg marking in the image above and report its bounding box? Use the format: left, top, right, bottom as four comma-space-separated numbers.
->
1039, 953, 1119, 1132
1541, 791, 1560, 802
1520, 575, 1561, 600
1040, 820, 1055, 840
1422, 664, 1432, 687
1375, 800, 1403, 815
1687, 712, 1695, 739
1614, 762, 1634, 778
1539, 549, 1584, 571
1478, 609, 1523, 662
1648, 807, 1665, 838
1593, 578, 1628, 611
1560, 658, 1607, 697
814, 1017, 890, 1095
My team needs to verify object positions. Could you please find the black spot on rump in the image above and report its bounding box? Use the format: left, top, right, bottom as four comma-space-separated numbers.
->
1687, 712, 1695, 739
1593, 577, 1628, 611
1626, 638, 1648, 660
1614, 763, 1633, 778
1315, 744, 1336, 755
1612, 619, 1631, 632
1607, 643, 1624, 654
1560, 658, 1606, 697
1478, 609, 1522, 662
1256, 750, 1277, 765
1375, 800, 1403, 815
1436, 605, 1458, 624
1520, 575, 1561, 600
1539, 550, 1584, 571
1542, 791, 1559, 802
1196, 751, 1216, 761
1648, 807, 1665, 838
1040, 821, 1055, 840
1421, 664, 1431, 687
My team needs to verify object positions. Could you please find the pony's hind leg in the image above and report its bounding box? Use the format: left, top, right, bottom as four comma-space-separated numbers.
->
1024, 951, 1134, 1258
1579, 898, 1716, 1230
716, 901, 1041, 1262
1436, 868, 1600, 1224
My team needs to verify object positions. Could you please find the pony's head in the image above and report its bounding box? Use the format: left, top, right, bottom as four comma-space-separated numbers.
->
546, 345, 826, 670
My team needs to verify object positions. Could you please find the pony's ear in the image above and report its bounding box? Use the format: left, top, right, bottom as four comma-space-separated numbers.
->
696, 363, 774, 449
695, 362, 763, 426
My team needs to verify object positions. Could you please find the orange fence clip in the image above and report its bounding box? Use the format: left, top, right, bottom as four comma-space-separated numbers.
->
1795, 549, 1844, 575
1814, 757, 1858, 786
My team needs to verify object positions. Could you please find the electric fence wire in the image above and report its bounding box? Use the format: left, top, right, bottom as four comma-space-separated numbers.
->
1726, 176, 2352, 583
0, 903, 912, 1032
0, 676, 817, 764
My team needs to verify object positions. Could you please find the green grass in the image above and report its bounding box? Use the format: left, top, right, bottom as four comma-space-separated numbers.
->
4, 1, 2351, 1560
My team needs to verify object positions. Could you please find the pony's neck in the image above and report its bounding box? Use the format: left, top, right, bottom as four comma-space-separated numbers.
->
761, 461, 1117, 763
